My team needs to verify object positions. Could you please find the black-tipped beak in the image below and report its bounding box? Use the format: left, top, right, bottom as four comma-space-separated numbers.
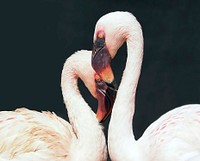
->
95, 79, 118, 122
92, 34, 114, 83
92, 32, 117, 122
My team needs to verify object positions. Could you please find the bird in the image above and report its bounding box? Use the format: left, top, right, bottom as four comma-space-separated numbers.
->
0, 50, 116, 161
91, 11, 200, 161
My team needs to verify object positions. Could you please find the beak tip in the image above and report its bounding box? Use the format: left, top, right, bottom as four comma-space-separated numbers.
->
95, 79, 117, 123
99, 65, 114, 84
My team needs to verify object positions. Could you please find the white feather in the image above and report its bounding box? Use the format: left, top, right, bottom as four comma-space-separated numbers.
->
94, 11, 200, 161
0, 50, 107, 161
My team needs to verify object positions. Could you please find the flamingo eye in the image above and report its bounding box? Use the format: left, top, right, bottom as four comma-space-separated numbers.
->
97, 31, 105, 39
98, 33, 103, 39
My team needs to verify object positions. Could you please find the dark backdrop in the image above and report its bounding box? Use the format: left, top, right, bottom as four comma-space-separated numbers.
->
1, 0, 200, 160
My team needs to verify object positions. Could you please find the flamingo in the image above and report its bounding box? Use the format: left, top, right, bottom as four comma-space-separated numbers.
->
91, 11, 200, 161
0, 50, 116, 161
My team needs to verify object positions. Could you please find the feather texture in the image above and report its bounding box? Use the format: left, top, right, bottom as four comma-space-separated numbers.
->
0, 50, 107, 161
93, 11, 200, 161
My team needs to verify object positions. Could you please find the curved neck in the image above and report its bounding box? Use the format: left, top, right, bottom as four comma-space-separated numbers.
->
61, 59, 106, 160
61, 62, 98, 138
108, 24, 144, 160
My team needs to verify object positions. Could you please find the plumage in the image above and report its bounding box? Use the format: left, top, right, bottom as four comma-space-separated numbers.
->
0, 50, 107, 161
0, 108, 73, 160
92, 11, 200, 161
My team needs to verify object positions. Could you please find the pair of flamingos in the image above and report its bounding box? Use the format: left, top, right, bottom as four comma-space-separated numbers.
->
0, 11, 200, 161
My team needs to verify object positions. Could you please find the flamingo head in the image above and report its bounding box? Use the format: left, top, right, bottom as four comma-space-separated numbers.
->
92, 12, 136, 81
64, 50, 117, 123
92, 12, 137, 122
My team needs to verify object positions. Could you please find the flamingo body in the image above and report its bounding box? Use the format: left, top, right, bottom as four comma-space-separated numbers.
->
139, 104, 200, 161
0, 50, 107, 161
92, 11, 200, 161
0, 108, 73, 160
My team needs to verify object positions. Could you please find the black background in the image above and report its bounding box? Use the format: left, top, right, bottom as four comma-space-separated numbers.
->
1, 0, 200, 160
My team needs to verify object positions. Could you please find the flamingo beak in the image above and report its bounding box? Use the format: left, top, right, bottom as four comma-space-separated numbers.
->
91, 33, 114, 83
95, 74, 117, 122
92, 34, 117, 122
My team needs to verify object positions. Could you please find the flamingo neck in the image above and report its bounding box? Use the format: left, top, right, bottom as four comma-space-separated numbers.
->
61, 60, 106, 161
108, 25, 144, 160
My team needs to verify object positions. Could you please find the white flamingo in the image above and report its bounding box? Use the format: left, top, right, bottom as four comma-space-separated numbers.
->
0, 50, 113, 161
91, 11, 200, 161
